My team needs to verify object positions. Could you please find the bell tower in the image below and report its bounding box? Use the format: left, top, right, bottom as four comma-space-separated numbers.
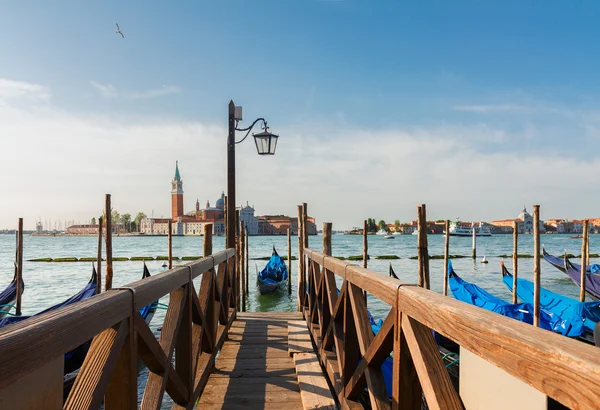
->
171, 161, 184, 220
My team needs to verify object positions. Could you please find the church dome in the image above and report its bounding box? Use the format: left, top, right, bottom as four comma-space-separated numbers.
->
518, 206, 531, 220
215, 191, 225, 209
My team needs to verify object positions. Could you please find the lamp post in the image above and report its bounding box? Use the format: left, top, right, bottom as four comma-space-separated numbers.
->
226, 100, 278, 249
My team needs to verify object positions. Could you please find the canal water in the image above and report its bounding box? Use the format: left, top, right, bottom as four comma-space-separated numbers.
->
0, 232, 594, 406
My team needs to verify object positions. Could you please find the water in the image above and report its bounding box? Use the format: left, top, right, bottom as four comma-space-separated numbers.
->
0, 232, 594, 406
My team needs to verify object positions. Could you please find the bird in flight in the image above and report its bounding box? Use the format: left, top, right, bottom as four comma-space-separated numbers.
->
116, 23, 124, 38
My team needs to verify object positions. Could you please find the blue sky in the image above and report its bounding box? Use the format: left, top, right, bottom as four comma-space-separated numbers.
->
1, 1, 600, 229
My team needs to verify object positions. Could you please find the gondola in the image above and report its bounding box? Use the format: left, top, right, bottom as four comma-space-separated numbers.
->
448, 261, 582, 337
0, 267, 24, 319
543, 248, 600, 299
0, 265, 98, 329
62, 264, 159, 400
256, 247, 288, 295
500, 262, 597, 342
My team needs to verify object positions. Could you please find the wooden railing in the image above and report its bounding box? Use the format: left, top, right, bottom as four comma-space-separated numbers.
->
0, 248, 236, 410
300, 247, 600, 410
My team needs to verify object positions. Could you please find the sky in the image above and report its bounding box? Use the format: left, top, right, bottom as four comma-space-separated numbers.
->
2, 1, 600, 230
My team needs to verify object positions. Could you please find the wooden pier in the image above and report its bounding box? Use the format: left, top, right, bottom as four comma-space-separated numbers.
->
1, 214, 600, 409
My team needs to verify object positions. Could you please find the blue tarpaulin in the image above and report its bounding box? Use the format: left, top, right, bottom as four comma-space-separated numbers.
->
448, 261, 584, 337
502, 265, 599, 333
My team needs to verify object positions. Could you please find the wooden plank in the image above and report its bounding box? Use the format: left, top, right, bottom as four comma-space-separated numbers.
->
105, 317, 137, 410
395, 284, 600, 410
392, 311, 421, 410
347, 283, 390, 410
294, 352, 336, 410
218, 344, 291, 359
289, 320, 314, 355
200, 377, 301, 401
133, 313, 188, 405
141, 287, 187, 410
401, 315, 463, 410
64, 321, 129, 410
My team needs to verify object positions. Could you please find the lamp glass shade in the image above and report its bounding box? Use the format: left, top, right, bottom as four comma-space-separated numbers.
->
253, 131, 278, 155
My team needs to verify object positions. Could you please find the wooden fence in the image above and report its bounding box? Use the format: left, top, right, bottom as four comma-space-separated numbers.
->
301, 247, 600, 410
0, 248, 236, 410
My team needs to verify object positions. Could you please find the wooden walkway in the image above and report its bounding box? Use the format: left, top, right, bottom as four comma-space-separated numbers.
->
198, 312, 334, 409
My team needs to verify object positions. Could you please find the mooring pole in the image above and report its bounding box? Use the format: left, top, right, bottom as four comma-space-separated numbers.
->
363, 220, 368, 269
443, 219, 450, 296
512, 221, 518, 304
323, 222, 332, 256
203, 223, 213, 257
297, 204, 305, 311
245, 226, 249, 299
581, 219, 589, 302
533, 205, 541, 327
288, 227, 292, 295
241, 220, 246, 312
168, 220, 173, 269
417, 204, 430, 289
97, 216, 103, 294
363, 219, 368, 304
235, 209, 240, 312
105, 194, 113, 291
472, 223, 477, 259
16, 218, 23, 316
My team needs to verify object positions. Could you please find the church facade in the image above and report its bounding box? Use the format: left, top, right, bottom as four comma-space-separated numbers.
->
139, 162, 316, 236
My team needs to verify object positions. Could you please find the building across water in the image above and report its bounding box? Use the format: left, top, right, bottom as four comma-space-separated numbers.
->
139, 162, 317, 236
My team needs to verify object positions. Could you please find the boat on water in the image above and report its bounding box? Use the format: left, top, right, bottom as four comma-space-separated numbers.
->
256, 247, 288, 295
383, 234, 394, 239
62, 264, 158, 397
392, 231, 401, 235
542, 248, 600, 300
375, 229, 387, 235
0, 269, 24, 319
448, 261, 582, 337
447, 219, 492, 237
501, 262, 598, 340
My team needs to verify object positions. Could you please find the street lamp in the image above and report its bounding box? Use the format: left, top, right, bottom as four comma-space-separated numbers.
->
227, 100, 278, 248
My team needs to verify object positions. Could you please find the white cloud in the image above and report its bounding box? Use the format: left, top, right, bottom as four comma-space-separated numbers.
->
0, 79, 50, 102
90, 82, 181, 100
130, 85, 181, 100
90, 81, 118, 99
2, 77, 600, 230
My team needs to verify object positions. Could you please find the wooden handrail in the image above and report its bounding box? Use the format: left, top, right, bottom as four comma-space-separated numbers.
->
0, 248, 237, 409
302, 247, 600, 410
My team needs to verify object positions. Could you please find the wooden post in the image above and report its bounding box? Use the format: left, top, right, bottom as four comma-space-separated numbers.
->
586, 221, 590, 267
302, 202, 308, 248
16, 218, 23, 316
226, 100, 236, 250
443, 220, 450, 296
581, 219, 589, 302
533, 205, 540, 327
203, 223, 213, 257
363, 220, 368, 269
417, 205, 430, 289
105, 194, 113, 291
287, 227, 292, 294
297, 205, 305, 311
472, 222, 477, 259
241, 221, 246, 312
323, 223, 332, 256
512, 221, 518, 304
363, 219, 368, 304
224, 195, 228, 246
168, 221, 173, 270
245, 226, 249, 298
97, 216, 103, 294
236, 209, 240, 312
